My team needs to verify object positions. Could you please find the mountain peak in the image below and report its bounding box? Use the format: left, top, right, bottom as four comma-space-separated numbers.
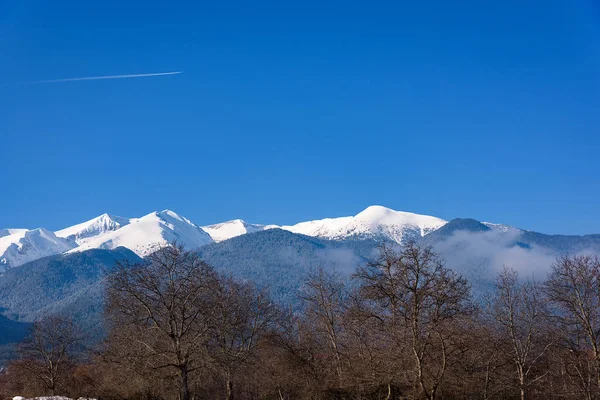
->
55, 213, 131, 245
202, 219, 276, 242
356, 205, 444, 224
156, 209, 200, 229
159, 209, 178, 216
72, 209, 213, 257
424, 218, 491, 241
357, 205, 394, 216
0, 228, 75, 270
284, 206, 447, 243
355, 205, 414, 222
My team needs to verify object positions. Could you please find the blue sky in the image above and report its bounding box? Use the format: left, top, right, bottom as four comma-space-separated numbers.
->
1, 0, 599, 234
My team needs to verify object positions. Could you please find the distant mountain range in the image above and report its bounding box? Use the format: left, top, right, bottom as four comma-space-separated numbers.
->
2, 205, 599, 271
0, 205, 459, 270
1, 205, 600, 356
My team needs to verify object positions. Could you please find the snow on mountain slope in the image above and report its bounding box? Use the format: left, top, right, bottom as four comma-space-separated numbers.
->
72, 210, 213, 256
202, 219, 278, 242
1, 205, 447, 266
55, 213, 133, 245
282, 205, 447, 244
0, 228, 76, 270
482, 222, 520, 234
0, 228, 28, 238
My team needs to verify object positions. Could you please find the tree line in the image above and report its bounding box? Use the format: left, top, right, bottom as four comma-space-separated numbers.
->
2, 241, 600, 400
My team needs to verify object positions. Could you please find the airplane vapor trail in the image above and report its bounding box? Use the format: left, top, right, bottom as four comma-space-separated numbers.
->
22, 71, 183, 84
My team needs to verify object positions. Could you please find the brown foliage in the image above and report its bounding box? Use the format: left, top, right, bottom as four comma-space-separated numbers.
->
4, 245, 600, 400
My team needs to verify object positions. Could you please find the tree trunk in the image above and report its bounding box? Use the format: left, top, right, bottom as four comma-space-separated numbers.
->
483, 361, 491, 400
180, 365, 190, 400
518, 366, 526, 400
225, 369, 234, 400
518, 369, 526, 400
595, 349, 600, 390
414, 352, 432, 400
49, 375, 56, 396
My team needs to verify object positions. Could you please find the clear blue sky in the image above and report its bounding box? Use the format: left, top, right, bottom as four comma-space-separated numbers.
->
1, 0, 599, 234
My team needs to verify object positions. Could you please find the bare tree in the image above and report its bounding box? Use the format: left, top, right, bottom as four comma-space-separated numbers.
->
105, 243, 218, 400
343, 289, 404, 398
299, 267, 347, 387
545, 254, 600, 396
489, 267, 553, 400
209, 276, 281, 400
354, 241, 473, 400
17, 315, 81, 396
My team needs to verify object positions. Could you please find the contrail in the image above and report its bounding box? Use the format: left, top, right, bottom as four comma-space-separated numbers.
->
21, 71, 183, 85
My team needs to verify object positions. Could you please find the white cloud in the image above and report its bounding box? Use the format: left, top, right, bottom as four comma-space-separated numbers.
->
432, 229, 557, 281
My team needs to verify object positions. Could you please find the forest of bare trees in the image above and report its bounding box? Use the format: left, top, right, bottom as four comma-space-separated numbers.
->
2, 242, 600, 400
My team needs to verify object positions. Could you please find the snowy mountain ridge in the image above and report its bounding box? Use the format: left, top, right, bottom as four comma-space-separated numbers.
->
282, 205, 447, 243
55, 213, 133, 245
0, 228, 76, 270
203, 205, 447, 243
70, 210, 214, 257
201, 219, 278, 242
0, 205, 452, 270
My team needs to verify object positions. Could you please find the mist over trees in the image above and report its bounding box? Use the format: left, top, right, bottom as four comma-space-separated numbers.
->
2, 242, 600, 399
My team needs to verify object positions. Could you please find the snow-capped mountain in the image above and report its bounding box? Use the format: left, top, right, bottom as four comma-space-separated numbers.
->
282, 205, 447, 244
202, 219, 278, 242
0, 228, 76, 270
55, 213, 132, 245
0, 205, 451, 268
71, 210, 213, 257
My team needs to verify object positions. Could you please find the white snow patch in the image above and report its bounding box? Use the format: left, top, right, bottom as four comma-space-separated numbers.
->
0, 228, 29, 238
202, 219, 278, 242
482, 222, 519, 234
